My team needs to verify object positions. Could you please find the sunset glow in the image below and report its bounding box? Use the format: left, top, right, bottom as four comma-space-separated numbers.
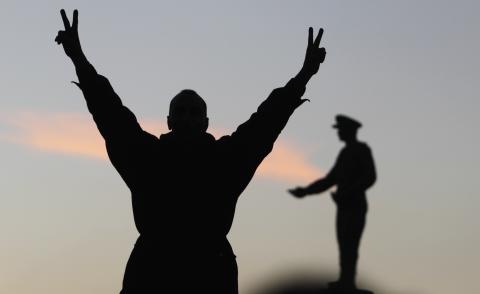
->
1, 111, 322, 182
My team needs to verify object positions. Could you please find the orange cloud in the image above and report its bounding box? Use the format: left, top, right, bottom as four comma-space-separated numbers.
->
1, 111, 322, 182
257, 141, 323, 183
1, 111, 107, 159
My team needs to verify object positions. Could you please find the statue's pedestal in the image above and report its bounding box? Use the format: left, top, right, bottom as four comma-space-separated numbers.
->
325, 288, 374, 294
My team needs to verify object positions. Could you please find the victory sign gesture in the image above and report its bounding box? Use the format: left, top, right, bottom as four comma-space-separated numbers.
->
55, 9, 82, 59
301, 27, 326, 78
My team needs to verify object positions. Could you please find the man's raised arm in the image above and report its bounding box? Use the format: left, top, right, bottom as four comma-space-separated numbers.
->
55, 9, 143, 142
228, 28, 326, 160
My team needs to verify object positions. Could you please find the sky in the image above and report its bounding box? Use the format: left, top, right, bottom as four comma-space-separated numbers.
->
1, 1, 479, 293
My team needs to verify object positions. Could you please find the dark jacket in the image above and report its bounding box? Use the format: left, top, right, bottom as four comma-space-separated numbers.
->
74, 62, 307, 292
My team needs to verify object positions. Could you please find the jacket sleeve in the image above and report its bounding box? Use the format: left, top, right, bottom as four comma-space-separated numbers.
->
72, 61, 158, 189
73, 61, 144, 144
226, 77, 308, 164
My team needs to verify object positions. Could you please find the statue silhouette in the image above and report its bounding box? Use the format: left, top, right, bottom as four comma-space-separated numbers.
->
55, 9, 326, 294
289, 115, 376, 293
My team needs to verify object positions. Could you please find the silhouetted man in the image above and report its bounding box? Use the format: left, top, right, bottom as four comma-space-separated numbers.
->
289, 115, 376, 292
55, 9, 326, 294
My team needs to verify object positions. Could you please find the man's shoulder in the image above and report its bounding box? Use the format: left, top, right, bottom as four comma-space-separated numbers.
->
106, 130, 159, 154
214, 134, 235, 152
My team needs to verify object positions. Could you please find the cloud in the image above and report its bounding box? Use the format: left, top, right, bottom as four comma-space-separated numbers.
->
1, 111, 322, 182
257, 141, 323, 183
1, 111, 107, 159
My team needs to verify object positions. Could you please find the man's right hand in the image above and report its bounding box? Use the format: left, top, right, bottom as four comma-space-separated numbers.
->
288, 187, 307, 198
55, 9, 82, 59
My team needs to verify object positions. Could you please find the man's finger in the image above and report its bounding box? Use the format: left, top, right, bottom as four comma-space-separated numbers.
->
72, 9, 78, 30
308, 27, 313, 46
314, 28, 324, 47
55, 31, 64, 44
318, 48, 326, 63
60, 9, 71, 30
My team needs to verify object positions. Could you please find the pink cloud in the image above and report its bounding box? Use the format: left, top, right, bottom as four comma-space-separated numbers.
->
1, 111, 322, 182
257, 141, 323, 183
1, 111, 107, 159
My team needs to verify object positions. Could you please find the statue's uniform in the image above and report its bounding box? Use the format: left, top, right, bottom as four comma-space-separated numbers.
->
327, 141, 376, 283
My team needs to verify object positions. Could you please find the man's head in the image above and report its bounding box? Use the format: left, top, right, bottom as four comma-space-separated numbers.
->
332, 114, 361, 143
167, 89, 209, 137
